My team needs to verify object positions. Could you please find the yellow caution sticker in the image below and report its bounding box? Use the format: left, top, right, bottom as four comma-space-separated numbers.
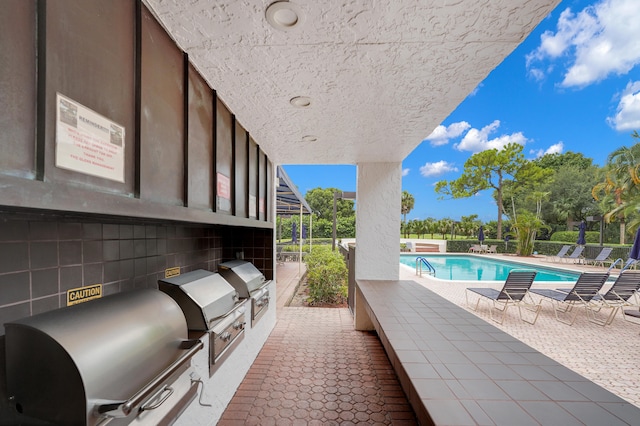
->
165, 267, 181, 278
67, 284, 102, 306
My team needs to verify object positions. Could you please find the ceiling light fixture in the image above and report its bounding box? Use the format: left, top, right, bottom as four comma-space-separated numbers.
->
266, 1, 302, 31
290, 96, 311, 108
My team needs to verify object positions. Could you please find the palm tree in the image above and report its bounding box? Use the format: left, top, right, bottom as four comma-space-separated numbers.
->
413, 219, 428, 238
401, 191, 415, 225
592, 137, 640, 242
437, 218, 453, 239
422, 217, 437, 239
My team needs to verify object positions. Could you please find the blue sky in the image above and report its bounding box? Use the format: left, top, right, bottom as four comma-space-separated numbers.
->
283, 0, 640, 223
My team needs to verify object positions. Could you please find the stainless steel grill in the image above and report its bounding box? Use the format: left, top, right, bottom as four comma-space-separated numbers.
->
4, 289, 203, 426
218, 260, 271, 325
158, 269, 247, 375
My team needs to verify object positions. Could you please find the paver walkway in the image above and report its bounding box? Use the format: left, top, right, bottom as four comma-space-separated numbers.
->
219, 262, 417, 425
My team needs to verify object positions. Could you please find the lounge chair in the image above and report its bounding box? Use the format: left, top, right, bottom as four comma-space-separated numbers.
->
583, 247, 613, 268
546, 245, 571, 262
486, 245, 497, 254
561, 245, 585, 263
468, 244, 483, 253
465, 270, 540, 324
529, 272, 609, 325
557, 270, 640, 326
622, 258, 639, 271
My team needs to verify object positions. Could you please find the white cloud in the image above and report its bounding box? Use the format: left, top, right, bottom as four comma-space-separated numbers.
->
424, 121, 471, 146
607, 81, 640, 131
530, 142, 564, 158
419, 161, 458, 177
469, 83, 483, 97
527, 0, 640, 87
453, 120, 528, 153
402, 168, 410, 177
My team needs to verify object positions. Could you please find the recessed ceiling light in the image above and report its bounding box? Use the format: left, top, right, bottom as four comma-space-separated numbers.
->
301, 135, 317, 142
266, 2, 302, 31
290, 96, 311, 108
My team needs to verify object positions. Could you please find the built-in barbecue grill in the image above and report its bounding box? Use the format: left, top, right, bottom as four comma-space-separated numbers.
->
4, 289, 203, 426
218, 260, 271, 325
158, 269, 248, 375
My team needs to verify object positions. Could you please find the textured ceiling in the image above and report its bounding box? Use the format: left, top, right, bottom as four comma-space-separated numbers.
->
143, 0, 560, 165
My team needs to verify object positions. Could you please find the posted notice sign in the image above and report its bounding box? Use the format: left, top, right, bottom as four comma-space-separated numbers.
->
55, 93, 125, 182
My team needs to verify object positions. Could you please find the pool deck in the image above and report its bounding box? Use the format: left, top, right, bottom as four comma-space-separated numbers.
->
400, 254, 640, 408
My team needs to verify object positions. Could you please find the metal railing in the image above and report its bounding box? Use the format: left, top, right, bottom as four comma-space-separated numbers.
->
416, 257, 436, 277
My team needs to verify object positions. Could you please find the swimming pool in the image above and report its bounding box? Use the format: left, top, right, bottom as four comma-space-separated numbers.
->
400, 254, 581, 282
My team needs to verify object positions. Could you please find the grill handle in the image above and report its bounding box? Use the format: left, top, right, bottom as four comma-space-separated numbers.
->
140, 385, 174, 411
95, 338, 203, 418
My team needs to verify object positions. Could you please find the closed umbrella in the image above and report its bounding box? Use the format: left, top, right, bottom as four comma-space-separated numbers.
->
629, 227, 640, 261
478, 226, 485, 244
302, 224, 307, 240
291, 221, 297, 243
577, 221, 586, 246
504, 226, 510, 250
622, 227, 640, 271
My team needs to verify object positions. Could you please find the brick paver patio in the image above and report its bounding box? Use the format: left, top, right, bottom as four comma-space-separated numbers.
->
220, 262, 417, 425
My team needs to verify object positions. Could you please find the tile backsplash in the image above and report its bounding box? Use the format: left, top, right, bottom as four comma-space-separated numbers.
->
0, 211, 273, 334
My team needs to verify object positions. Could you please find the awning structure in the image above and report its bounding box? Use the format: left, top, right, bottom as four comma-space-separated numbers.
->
276, 166, 312, 216
276, 166, 312, 276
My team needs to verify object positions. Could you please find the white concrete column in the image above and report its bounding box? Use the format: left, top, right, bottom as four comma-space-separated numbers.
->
355, 162, 401, 281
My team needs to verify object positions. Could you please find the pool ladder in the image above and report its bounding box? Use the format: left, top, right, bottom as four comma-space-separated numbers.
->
416, 257, 436, 277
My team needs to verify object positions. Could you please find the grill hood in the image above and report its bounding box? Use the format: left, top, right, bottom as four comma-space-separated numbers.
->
158, 269, 239, 331
218, 260, 267, 298
4, 289, 202, 426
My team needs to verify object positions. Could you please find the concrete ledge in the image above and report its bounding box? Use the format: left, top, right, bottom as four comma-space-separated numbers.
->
356, 279, 640, 426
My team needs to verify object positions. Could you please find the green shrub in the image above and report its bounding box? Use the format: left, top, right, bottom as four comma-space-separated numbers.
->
550, 231, 599, 244
446, 239, 518, 254
304, 246, 347, 306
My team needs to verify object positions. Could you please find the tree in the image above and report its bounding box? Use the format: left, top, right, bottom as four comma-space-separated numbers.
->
436, 218, 453, 239
459, 214, 481, 238
532, 152, 600, 230
592, 135, 640, 241
509, 191, 550, 256
401, 191, 415, 224
305, 187, 355, 220
435, 143, 549, 239
535, 151, 594, 170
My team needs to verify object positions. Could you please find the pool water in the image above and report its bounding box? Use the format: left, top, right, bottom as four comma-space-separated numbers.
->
400, 254, 580, 282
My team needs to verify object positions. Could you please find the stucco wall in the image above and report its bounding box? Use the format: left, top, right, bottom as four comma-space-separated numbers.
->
355, 162, 401, 281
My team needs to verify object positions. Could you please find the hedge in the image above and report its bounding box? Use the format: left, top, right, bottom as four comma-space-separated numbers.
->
304, 246, 347, 306
447, 238, 632, 261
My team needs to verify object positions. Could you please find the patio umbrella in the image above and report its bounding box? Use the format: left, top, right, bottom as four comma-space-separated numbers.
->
577, 221, 586, 245
478, 226, 485, 244
302, 224, 307, 240
504, 226, 510, 250
291, 221, 297, 243
629, 227, 640, 261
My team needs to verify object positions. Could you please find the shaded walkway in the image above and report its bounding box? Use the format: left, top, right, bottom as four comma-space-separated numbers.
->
219, 262, 417, 425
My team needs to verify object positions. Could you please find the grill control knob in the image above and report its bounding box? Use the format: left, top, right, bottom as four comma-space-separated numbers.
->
233, 321, 246, 330
220, 332, 232, 342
